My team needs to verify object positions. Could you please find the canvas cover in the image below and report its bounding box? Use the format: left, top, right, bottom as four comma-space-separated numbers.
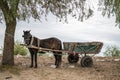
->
63, 42, 103, 54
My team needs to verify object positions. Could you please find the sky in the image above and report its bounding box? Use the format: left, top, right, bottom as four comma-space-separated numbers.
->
0, 1, 120, 56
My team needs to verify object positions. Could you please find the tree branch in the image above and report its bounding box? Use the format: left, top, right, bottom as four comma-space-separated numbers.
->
9, 0, 20, 18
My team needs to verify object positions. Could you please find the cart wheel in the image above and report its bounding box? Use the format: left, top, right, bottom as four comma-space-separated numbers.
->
81, 56, 93, 67
68, 54, 79, 63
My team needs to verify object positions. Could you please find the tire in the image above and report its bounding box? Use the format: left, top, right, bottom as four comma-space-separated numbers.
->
68, 54, 79, 63
81, 56, 93, 67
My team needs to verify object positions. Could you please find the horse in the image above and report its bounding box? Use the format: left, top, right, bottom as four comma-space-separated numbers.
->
22, 30, 62, 68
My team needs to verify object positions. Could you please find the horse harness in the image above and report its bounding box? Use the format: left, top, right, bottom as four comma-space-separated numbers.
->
28, 36, 40, 48
24, 36, 62, 55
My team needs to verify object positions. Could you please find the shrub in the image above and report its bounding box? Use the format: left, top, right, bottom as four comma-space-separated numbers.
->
14, 41, 28, 56
104, 46, 120, 57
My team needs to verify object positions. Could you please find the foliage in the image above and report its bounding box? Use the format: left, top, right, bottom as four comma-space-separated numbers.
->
99, 0, 120, 26
0, 0, 93, 22
104, 46, 120, 57
14, 41, 28, 56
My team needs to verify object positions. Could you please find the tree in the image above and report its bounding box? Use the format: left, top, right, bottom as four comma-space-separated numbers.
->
104, 46, 120, 57
0, 0, 93, 66
99, 0, 120, 26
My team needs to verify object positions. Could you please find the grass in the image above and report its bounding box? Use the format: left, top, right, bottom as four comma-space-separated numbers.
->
0, 65, 21, 75
14, 41, 28, 56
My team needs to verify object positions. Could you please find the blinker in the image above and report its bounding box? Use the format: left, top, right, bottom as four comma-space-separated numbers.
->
22, 35, 24, 37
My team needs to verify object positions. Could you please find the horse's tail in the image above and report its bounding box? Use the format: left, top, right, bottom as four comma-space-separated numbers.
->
60, 41, 62, 50
58, 41, 62, 55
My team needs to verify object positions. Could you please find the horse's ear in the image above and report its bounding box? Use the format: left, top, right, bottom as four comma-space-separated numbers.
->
28, 30, 31, 32
23, 30, 25, 32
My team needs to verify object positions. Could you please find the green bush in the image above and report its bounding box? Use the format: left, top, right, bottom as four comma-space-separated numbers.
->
104, 46, 120, 57
14, 41, 28, 56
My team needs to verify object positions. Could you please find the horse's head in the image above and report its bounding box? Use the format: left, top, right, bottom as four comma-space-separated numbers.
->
22, 30, 32, 45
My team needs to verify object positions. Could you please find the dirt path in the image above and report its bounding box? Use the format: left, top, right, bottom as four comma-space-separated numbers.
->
0, 56, 120, 80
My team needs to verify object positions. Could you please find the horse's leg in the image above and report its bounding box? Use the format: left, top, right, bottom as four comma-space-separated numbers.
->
54, 54, 57, 66
32, 49, 38, 68
30, 52, 34, 68
29, 48, 34, 68
56, 53, 62, 68
34, 52, 38, 68
55, 54, 60, 68
59, 54, 62, 66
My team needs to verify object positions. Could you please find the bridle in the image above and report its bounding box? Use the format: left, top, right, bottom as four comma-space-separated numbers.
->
23, 35, 40, 47
23, 34, 32, 45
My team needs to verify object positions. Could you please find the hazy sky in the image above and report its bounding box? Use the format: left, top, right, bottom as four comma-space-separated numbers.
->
0, 1, 120, 56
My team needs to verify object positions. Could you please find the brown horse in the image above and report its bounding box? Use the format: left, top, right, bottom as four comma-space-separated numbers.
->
22, 30, 62, 68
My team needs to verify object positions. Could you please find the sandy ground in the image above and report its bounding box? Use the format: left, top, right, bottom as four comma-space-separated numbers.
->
0, 55, 120, 80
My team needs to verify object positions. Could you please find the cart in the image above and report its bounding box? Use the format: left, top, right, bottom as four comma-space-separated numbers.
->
63, 42, 103, 67
22, 41, 103, 67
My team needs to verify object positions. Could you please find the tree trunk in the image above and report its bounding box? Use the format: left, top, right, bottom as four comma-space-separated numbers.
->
2, 20, 16, 66
0, 0, 18, 66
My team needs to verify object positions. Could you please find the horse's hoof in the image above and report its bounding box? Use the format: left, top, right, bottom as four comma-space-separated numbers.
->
34, 66, 37, 68
56, 66, 59, 68
29, 65, 33, 68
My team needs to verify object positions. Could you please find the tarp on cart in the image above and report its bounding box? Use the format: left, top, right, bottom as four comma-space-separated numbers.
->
63, 42, 103, 54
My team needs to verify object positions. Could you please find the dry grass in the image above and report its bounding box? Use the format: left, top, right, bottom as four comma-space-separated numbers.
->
0, 55, 120, 80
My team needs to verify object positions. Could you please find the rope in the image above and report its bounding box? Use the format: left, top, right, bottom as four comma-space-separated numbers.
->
30, 36, 34, 46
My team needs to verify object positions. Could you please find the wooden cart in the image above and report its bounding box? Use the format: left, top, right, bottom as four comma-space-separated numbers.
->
22, 41, 103, 67
63, 42, 103, 67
